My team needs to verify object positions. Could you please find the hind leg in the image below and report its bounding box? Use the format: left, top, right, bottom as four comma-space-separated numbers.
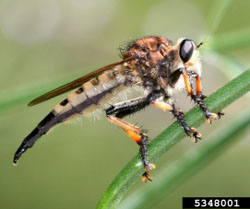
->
106, 91, 163, 182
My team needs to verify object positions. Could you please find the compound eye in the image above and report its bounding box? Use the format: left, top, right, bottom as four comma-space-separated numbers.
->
179, 39, 194, 63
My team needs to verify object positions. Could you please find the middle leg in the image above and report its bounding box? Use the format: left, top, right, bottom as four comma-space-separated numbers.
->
152, 96, 201, 142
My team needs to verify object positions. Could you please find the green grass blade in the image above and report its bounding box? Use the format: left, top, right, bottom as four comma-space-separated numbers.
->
203, 28, 250, 52
203, 51, 247, 80
96, 69, 250, 209
118, 109, 250, 209
0, 71, 90, 114
0, 84, 56, 113
206, 0, 232, 36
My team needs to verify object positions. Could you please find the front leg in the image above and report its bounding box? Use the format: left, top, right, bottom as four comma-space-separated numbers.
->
182, 70, 223, 123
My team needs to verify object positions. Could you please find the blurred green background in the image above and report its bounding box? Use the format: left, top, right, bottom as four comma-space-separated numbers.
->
0, 0, 249, 209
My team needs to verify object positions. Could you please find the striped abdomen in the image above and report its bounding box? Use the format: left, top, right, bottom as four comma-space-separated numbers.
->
14, 65, 130, 163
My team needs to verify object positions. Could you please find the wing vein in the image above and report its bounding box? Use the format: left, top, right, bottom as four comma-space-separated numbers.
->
28, 56, 136, 106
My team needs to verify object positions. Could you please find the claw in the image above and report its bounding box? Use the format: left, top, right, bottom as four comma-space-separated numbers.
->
190, 127, 201, 143
191, 137, 197, 143
142, 172, 153, 182
206, 117, 211, 124
145, 163, 156, 171
191, 127, 197, 132
210, 112, 218, 120
218, 111, 225, 119
149, 163, 156, 169
195, 132, 202, 139
206, 112, 218, 124
191, 133, 202, 143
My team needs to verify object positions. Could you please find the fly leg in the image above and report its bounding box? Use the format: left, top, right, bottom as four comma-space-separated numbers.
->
107, 115, 155, 182
182, 70, 224, 123
152, 97, 201, 142
106, 92, 163, 182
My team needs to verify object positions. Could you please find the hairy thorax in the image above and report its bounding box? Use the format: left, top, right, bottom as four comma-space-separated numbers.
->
122, 36, 174, 82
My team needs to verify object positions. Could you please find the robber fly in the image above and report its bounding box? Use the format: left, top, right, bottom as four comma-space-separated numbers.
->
14, 36, 223, 182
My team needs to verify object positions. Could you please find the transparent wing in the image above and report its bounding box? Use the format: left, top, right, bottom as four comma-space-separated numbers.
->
28, 56, 135, 106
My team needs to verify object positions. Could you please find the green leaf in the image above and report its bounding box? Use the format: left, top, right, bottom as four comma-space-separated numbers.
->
96, 69, 250, 209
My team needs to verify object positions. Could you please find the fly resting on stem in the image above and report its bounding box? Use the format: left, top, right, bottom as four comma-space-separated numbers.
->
14, 36, 223, 182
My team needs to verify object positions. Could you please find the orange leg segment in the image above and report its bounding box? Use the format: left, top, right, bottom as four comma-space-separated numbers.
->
182, 71, 192, 95
152, 100, 173, 111
107, 115, 155, 182
107, 115, 142, 144
196, 76, 202, 96
184, 74, 221, 123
